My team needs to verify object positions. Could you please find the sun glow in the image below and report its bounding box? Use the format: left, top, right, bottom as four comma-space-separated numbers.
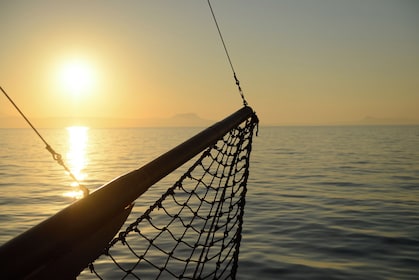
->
63, 126, 89, 200
58, 58, 96, 96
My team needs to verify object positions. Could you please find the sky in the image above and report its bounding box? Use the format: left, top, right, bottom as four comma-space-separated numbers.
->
0, 0, 418, 127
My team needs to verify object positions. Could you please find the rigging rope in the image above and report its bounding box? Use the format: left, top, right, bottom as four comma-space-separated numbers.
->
207, 0, 248, 107
0, 86, 89, 197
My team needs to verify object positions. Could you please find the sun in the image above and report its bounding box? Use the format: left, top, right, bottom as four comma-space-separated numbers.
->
59, 58, 96, 96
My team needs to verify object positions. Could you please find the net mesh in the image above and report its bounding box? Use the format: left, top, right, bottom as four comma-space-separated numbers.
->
85, 112, 258, 279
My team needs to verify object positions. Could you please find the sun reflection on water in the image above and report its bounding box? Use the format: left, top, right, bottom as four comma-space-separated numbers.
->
63, 126, 89, 199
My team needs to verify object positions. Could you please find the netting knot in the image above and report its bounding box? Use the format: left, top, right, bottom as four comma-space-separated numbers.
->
118, 232, 127, 245
168, 188, 176, 194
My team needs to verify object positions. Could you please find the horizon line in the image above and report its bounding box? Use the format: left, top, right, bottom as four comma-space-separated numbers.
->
1, 115, 418, 129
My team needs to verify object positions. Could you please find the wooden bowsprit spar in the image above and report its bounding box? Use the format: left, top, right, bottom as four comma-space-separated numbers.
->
0, 106, 256, 279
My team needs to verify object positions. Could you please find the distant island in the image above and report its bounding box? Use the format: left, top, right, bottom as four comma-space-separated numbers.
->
355, 116, 419, 126
0, 113, 213, 128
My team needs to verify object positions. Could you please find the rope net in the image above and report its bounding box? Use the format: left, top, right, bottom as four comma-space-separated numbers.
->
84, 111, 258, 279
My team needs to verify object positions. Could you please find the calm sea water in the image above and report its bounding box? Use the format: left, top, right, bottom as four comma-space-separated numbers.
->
1, 126, 419, 279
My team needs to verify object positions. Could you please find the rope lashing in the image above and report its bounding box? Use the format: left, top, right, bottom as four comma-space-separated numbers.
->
0, 86, 89, 197
234, 73, 247, 107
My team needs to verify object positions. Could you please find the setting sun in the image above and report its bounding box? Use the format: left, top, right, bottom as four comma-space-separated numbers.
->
59, 58, 96, 96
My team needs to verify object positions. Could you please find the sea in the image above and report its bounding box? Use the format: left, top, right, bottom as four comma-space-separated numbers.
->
1, 125, 419, 279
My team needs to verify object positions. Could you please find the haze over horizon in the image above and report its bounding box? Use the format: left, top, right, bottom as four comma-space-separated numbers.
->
1, 113, 418, 129
1, 1, 418, 127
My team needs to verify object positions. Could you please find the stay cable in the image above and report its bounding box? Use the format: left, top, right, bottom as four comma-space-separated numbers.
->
1, 86, 89, 197
207, 0, 248, 107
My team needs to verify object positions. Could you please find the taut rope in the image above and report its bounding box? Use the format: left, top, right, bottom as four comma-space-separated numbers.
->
0, 86, 89, 197
207, 0, 248, 107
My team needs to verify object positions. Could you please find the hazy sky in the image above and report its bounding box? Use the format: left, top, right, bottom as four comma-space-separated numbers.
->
1, 0, 418, 127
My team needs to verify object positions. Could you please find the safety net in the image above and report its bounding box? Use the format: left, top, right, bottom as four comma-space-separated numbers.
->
83, 110, 258, 279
